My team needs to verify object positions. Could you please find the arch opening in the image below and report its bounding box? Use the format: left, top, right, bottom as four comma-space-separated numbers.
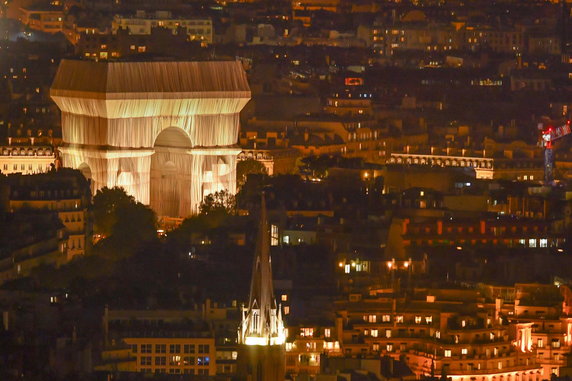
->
154, 126, 193, 149
78, 163, 94, 195
150, 127, 194, 217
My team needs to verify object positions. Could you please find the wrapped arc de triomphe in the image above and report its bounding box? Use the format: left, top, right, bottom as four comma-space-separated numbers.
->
50, 60, 251, 217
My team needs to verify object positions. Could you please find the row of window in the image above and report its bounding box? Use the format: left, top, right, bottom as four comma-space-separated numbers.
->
299, 328, 331, 338
137, 344, 210, 354
140, 355, 210, 366
409, 238, 553, 248
68, 236, 84, 250
63, 212, 84, 223
410, 225, 547, 235
140, 368, 209, 375
2, 163, 51, 172
1, 148, 52, 156
362, 314, 432, 324
537, 338, 561, 348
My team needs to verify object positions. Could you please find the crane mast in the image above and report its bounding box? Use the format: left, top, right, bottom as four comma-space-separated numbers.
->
539, 120, 572, 184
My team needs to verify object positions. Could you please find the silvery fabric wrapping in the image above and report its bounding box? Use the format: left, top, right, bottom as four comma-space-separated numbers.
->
51, 60, 250, 216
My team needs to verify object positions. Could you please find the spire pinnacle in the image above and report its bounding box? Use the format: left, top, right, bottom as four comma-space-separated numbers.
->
238, 192, 285, 346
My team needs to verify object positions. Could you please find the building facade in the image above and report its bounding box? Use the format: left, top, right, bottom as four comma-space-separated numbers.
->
0, 144, 56, 175
111, 10, 213, 44
6, 169, 91, 259
335, 288, 544, 381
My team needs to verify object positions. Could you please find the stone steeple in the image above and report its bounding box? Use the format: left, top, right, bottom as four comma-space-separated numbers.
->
238, 192, 285, 346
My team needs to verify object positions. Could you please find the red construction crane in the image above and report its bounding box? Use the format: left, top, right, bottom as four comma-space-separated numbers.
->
539, 120, 572, 184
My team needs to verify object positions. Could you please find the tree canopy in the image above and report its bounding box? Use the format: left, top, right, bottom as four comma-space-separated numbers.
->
92, 186, 157, 250
92, 186, 136, 237
236, 159, 267, 188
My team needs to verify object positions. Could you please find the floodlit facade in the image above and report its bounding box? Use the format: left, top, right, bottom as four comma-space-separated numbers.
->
335, 288, 543, 381
0, 144, 56, 175
284, 325, 342, 377
112, 11, 213, 44
50, 60, 251, 217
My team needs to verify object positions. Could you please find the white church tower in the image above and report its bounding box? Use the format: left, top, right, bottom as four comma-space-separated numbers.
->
237, 193, 286, 381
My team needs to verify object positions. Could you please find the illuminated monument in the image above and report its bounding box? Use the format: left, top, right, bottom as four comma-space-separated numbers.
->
238, 194, 286, 381
50, 60, 250, 216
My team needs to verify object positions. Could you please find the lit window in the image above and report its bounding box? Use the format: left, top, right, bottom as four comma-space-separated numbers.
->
344, 264, 350, 274
284, 306, 290, 315
498, 361, 502, 370
170, 355, 181, 365
461, 348, 468, 355
197, 356, 209, 366
425, 316, 432, 324
444, 349, 451, 357
301, 328, 314, 337
324, 328, 331, 338
371, 329, 378, 337
368, 315, 377, 323
529, 239, 537, 248
537, 338, 544, 348
382, 315, 390, 322
415, 316, 422, 324
271, 225, 279, 246
373, 343, 380, 351
386, 344, 393, 352
385, 329, 391, 338
435, 331, 441, 339
281, 294, 288, 302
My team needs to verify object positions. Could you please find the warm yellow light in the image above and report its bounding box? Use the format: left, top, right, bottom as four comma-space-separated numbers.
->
387, 261, 393, 269
244, 332, 286, 346
338, 261, 344, 267
404, 261, 409, 268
